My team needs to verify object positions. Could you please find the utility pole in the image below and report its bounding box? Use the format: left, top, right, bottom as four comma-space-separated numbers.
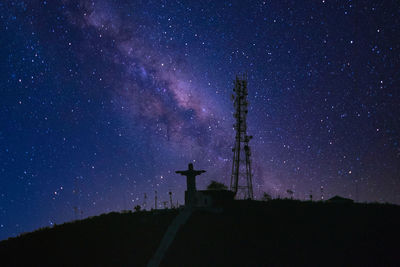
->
73, 206, 78, 220
230, 74, 254, 199
73, 178, 80, 220
169, 191, 173, 209
143, 193, 147, 210
355, 179, 359, 202
123, 191, 127, 210
154, 191, 158, 210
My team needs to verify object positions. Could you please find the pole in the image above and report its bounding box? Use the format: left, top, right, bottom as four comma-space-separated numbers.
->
155, 191, 157, 210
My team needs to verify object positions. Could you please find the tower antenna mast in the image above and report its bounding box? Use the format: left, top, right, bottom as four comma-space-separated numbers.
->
230, 74, 254, 199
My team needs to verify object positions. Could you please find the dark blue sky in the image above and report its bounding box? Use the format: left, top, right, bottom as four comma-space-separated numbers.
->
1, 0, 399, 240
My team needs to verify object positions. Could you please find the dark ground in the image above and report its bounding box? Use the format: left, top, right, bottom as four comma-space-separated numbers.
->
1, 200, 400, 266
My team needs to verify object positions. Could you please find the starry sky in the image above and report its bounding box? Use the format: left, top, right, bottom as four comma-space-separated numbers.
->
1, 0, 399, 240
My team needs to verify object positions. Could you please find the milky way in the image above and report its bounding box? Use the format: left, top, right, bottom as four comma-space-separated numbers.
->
1, 0, 399, 240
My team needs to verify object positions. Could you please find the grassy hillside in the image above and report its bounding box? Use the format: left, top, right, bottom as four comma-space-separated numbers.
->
0, 210, 178, 266
165, 200, 400, 266
1, 200, 399, 266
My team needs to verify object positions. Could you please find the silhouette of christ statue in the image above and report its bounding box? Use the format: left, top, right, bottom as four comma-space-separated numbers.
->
176, 163, 206, 206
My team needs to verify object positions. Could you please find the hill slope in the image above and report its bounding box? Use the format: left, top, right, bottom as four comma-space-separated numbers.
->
0, 210, 178, 266
1, 200, 399, 266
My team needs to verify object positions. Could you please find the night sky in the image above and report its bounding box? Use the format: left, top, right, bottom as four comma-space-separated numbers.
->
1, 0, 399, 240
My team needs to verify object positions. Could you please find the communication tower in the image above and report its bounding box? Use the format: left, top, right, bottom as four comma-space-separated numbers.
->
230, 74, 254, 199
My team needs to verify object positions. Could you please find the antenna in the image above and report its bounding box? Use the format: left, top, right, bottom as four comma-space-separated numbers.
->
355, 179, 359, 202
230, 74, 254, 199
143, 193, 147, 210
154, 190, 158, 210
123, 191, 127, 211
73, 206, 78, 220
73, 177, 80, 220
169, 191, 173, 209
320, 186, 324, 201
287, 189, 294, 199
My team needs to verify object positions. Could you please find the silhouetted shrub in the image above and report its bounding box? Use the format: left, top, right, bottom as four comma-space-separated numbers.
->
207, 180, 228, 190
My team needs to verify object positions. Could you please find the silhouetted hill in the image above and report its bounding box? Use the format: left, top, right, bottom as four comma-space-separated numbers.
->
0, 210, 178, 266
1, 200, 400, 266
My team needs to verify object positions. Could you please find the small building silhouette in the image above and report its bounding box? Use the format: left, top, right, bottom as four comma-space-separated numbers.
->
185, 190, 235, 207
327, 195, 354, 204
